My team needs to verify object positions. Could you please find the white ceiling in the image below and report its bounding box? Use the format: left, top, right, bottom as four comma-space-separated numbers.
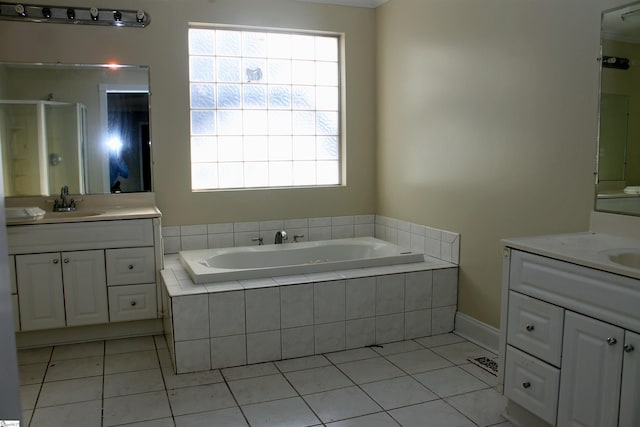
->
295, 0, 388, 8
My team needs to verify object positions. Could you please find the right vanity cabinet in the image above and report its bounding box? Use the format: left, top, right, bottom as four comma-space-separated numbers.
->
501, 248, 640, 427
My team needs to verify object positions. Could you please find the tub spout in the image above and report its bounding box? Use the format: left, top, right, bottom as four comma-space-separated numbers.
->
275, 230, 288, 244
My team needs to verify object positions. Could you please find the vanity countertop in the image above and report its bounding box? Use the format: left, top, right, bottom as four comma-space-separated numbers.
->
6, 206, 161, 225
503, 232, 640, 280
5, 192, 161, 225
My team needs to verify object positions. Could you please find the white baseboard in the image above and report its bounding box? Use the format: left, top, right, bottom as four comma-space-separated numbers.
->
454, 311, 500, 354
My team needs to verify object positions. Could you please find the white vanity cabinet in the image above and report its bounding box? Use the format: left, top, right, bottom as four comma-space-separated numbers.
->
16, 250, 108, 330
8, 217, 161, 333
501, 248, 640, 427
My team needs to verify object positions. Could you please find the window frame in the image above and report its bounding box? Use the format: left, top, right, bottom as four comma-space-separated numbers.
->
188, 24, 345, 192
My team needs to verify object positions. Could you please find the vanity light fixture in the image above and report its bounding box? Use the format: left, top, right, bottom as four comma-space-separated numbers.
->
0, 2, 151, 27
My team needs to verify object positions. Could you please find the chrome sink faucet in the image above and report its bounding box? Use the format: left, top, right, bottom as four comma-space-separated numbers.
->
275, 230, 288, 244
53, 185, 76, 212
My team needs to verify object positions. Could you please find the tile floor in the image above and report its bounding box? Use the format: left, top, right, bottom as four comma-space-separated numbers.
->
17, 333, 513, 427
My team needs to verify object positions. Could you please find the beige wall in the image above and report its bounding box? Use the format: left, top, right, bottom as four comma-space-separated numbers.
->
0, 0, 377, 225
375, 0, 627, 328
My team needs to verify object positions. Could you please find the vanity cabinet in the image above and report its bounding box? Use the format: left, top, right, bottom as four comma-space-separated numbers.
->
501, 248, 640, 427
16, 250, 108, 330
8, 218, 160, 333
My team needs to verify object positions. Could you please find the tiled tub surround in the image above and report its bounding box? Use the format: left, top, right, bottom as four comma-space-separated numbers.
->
162, 256, 458, 374
162, 215, 460, 265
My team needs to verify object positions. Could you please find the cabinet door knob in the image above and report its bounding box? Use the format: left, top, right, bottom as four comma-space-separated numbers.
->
63, 258, 70, 263
522, 381, 531, 389
607, 337, 617, 345
624, 344, 635, 353
526, 324, 535, 332
52, 259, 59, 264
128, 264, 134, 270
130, 300, 137, 307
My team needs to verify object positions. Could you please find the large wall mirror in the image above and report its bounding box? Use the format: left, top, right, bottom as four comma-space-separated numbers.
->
0, 63, 151, 197
597, 3, 640, 215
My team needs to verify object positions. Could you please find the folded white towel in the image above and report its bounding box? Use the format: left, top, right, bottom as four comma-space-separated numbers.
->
5, 207, 46, 220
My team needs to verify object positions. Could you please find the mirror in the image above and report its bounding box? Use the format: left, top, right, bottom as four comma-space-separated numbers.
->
0, 63, 151, 196
596, 4, 640, 215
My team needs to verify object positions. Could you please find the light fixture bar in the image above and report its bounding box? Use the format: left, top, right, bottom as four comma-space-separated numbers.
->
0, 2, 151, 27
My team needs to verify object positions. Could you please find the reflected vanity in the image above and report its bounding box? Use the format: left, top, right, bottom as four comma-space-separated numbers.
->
596, 4, 640, 216
0, 62, 152, 197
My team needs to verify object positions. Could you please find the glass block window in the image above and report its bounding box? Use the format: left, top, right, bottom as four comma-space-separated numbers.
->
188, 27, 341, 190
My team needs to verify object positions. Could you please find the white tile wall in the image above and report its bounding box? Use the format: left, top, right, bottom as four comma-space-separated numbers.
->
281, 326, 315, 359
209, 292, 245, 337
246, 288, 280, 333
281, 284, 314, 329
162, 214, 460, 266
345, 277, 376, 320
314, 280, 346, 324
247, 331, 281, 364
210, 335, 246, 369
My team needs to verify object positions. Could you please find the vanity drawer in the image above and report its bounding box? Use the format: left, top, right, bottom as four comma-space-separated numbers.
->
108, 283, 157, 322
12, 295, 19, 332
507, 291, 564, 367
509, 250, 640, 333
505, 345, 560, 426
106, 247, 155, 286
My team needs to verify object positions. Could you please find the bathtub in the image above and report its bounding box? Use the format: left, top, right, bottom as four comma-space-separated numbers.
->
179, 236, 425, 284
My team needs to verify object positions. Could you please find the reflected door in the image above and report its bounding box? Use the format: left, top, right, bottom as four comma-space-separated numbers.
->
599, 93, 629, 182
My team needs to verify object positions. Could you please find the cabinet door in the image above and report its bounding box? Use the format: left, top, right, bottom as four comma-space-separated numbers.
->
558, 311, 623, 427
619, 330, 640, 427
61, 250, 108, 327
16, 253, 65, 331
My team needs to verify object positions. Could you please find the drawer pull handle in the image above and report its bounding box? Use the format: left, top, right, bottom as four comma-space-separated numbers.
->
52, 259, 59, 264
63, 258, 70, 264
607, 337, 617, 345
128, 264, 134, 270
131, 301, 137, 307
522, 381, 531, 389
525, 324, 535, 332
624, 344, 635, 353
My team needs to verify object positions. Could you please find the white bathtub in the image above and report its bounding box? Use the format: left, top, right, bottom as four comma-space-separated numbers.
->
179, 237, 425, 284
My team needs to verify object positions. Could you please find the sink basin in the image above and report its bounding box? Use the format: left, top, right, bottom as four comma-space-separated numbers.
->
603, 249, 640, 269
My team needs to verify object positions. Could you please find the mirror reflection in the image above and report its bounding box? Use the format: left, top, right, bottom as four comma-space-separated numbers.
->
597, 4, 640, 215
0, 63, 151, 196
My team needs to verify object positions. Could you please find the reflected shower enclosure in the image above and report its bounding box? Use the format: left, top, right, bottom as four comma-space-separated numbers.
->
106, 93, 151, 193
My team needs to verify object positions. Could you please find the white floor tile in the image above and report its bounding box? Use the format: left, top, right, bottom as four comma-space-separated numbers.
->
20, 384, 40, 410
103, 391, 172, 426
326, 347, 379, 364
275, 355, 331, 373
45, 356, 103, 382
22, 410, 33, 426
18, 363, 48, 385
389, 400, 475, 427
175, 407, 248, 427
242, 396, 321, 427
326, 412, 401, 427
304, 386, 382, 423
222, 362, 278, 381
445, 388, 508, 427
104, 350, 159, 374
360, 376, 438, 410
285, 365, 354, 395
459, 363, 501, 387
168, 383, 236, 416
17, 347, 52, 365
104, 369, 165, 398
337, 357, 405, 384
414, 366, 489, 398
415, 333, 466, 348
386, 349, 452, 374
51, 341, 104, 361
30, 399, 102, 427
228, 373, 298, 405
162, 367, 224, 389
117, 418, 176, 427
431, 341, 495, 365
37, 376, 102, 407
106, 336, 156, 355
372, 340, 423, 356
